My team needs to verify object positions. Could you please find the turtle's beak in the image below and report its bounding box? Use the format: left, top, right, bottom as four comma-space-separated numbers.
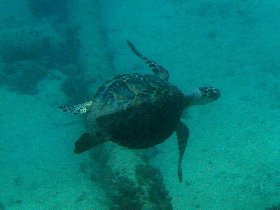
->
211, 88, 221, 101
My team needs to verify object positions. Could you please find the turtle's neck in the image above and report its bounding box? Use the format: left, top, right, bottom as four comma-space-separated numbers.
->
184, 88, 201, 107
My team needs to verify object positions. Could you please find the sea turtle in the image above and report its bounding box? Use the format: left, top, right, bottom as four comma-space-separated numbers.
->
60, 41, 221, 182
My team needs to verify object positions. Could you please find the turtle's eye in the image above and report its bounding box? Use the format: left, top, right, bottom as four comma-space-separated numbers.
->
199, 87, 211, 96
200, 87, 209, 95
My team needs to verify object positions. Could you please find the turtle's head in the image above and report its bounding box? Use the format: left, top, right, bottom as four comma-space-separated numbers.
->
185, 87, 221, 106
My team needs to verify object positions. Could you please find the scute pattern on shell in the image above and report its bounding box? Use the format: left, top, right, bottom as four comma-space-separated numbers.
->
93, 73, 177, 114
87, 73, 186, 149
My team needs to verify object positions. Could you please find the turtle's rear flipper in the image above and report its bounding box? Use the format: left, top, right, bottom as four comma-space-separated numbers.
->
74, 133, 106, 153
175, 121, 189, 183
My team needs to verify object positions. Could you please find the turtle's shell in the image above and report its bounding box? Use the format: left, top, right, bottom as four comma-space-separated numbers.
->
87, 73, 186, 149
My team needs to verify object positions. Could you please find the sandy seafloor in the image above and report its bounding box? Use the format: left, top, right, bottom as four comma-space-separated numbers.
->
1, 0, 280, 209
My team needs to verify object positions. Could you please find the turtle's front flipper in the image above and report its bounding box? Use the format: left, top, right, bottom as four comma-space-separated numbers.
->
175, 121, 189, 183
127, 40, 169, 80
59, 101, 93, 115
74, 132, 106, 153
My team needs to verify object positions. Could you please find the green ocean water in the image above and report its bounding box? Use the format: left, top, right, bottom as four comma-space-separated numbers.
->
0, 0, 280, 209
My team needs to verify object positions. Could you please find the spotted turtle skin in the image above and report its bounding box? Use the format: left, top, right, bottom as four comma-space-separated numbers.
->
88, 73, 186, 149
